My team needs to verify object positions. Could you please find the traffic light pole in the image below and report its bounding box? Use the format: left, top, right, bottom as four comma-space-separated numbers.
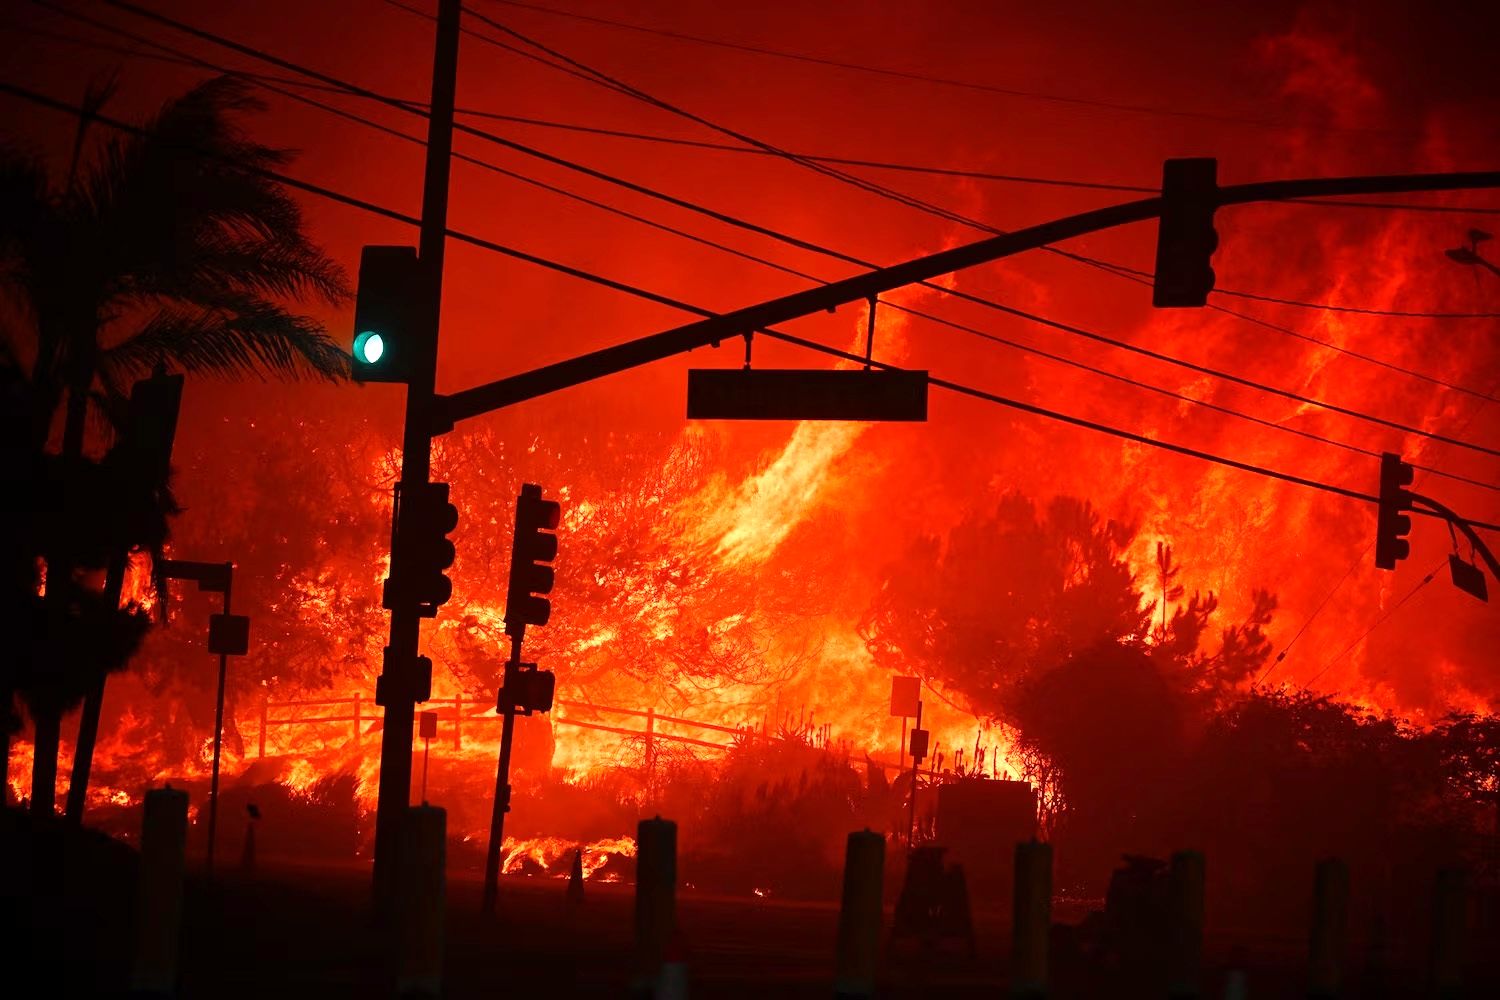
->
434, 169, 1500, 428
371, 0, 460, 914
205, 569, 233, 875
481, 637, 522, 915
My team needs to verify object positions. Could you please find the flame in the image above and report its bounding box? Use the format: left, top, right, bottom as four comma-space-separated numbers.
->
13, 15, 1495, 877
501, 835, 637, 880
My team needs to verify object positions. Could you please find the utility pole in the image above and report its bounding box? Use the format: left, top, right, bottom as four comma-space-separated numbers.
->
371, 0, 461, 913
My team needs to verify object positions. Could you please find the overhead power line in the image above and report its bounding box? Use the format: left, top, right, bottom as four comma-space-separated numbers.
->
27, 9, 1500, 221
9, 77, 1498, 539
458, 6, 1500, 431
1300, 558, 1444, 688
477, 0, 1413, 139
18, 7, 1160, 195
466, 5, 1500, 353
1085, 260, 1500, 401
88, 0, 1500, 458
42, 3, 1500, 496
1215, 286, 1500, 319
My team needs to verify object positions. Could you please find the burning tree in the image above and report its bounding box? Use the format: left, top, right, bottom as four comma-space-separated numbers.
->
858, 492, 1278, 849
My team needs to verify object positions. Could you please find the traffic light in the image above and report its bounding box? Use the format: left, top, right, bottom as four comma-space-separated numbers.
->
505, 483, 560, 637
385, 481, 459, 617
501, 661, 555, 716
376, 649, 432, 706
1375, 452, 1415, 570
1152, 158, 1219, 308
351, 245, 423, 383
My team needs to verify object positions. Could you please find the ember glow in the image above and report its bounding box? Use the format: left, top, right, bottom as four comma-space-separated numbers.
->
3, 1, 1496, 894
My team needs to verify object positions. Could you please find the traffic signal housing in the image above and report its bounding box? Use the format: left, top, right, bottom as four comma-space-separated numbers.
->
376, 650, 433, 706
1152, 158, 1220, 308
1375, 452, 1415, 570
505, 483, 560, 638
351, 245, 423, 383
500, 661, 555, 716
385, 481, 459, 617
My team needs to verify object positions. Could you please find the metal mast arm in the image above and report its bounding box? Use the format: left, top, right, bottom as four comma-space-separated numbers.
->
436, 170, 1500, 429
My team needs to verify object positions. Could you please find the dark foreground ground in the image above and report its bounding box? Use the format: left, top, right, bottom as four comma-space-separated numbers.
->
6, 813, 1497, 998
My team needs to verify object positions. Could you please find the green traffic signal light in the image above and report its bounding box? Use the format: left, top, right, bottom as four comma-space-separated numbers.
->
350, 245, 420, 383
354, 330, 385, 365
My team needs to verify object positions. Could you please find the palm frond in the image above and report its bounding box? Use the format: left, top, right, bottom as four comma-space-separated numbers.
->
81, 76, 349, 310
101, 300, 350, 382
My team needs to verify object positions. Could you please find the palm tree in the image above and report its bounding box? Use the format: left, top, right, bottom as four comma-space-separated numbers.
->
0, 75, 351, 816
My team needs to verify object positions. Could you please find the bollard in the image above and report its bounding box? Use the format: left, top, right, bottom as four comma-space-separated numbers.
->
1167, 850, 1206, 1000
834, 829, 885, 999
1429, 868, 1468, 999
395, 805, 446, 999
240, 822, 256, 874
1308, 858, 1349, 999
635, 816, 678, 990
132, 786, 189, 997
566, 847, 585, 904
1011, 839, 1052, 998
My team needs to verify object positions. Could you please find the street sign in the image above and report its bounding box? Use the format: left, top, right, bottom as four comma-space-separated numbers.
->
686, 368, 928, 421
158, 559, 231, 594
890, 676, 920, 717
207, 613, 250, 656
1450, 554, 1488, 602
419, 711, 439, 739
909, 728, 930, 761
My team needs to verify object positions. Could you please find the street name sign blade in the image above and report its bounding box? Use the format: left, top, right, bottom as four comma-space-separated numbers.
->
1449, 554, 1488, 602
208, 613, 251, 656
686, 369, 928, 422
158, 559, 231, 594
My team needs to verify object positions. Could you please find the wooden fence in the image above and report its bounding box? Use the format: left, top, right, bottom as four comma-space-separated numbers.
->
251, 693, 907, 774
254, 693, 758, 759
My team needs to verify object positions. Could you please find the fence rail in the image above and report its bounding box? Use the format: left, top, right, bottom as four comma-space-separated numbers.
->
250, 692, 907, 773
252, 693, 760, 759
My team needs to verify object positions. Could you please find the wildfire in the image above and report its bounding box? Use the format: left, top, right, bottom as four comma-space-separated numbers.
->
9, 17, 1494, 891
501, 835, 637, 880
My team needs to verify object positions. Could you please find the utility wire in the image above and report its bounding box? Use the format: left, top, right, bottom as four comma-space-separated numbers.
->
15, 9, 1161, 195
9, 77, 1498, 539
100, 0, 1500, 456
37, 2, 840, 286
86, 0, 1500, 330
40, 3, 1500, 495
1087, 260, 1500, 402
454, 4, 1500, 426
1254, 542, 1371, 688
44, 4, 1500, 495
478, 0, 1415, 139
1215, 286, 1500, 319
1300, 558, 1444, 688
466, 0, 1500, 416
29, 11, 1500, 218
95, 0, 1500, 455
757, 326, 1500, 532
